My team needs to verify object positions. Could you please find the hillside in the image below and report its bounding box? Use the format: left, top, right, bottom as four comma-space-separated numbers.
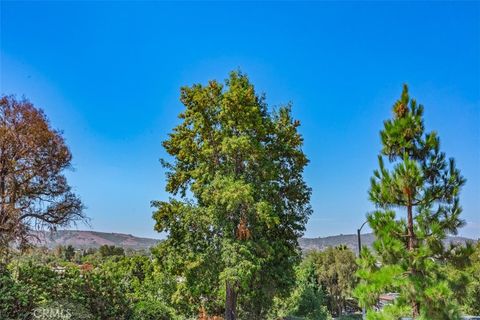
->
32, 230, 160, 250
32, 230, 476, 252
299, 233, 375, 253
300, 233, 475, 253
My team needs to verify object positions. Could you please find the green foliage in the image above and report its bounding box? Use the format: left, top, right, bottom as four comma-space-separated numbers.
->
10, 257, 130, 319
55, 245, 76, 262
131, 300, 178, 320
153, 70, 311, 318
269, 254, 330, 320
82, 268, 131, 319
0, 265, 33, 319
355, 85, 471, 319
269, 246, 358, 320
309, 247, 358, 316
99, 245, 125, 258
463, 241, 480, 315
0, 250, 180, 320
65, 245, 75, 261
365, 304, 410, 320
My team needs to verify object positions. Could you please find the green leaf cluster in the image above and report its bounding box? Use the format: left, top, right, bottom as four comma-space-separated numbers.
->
269, 252, 331, 320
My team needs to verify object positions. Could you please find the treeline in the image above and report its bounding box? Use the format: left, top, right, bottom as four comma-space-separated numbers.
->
1, 242, 479, 319
53, 244, 137, 263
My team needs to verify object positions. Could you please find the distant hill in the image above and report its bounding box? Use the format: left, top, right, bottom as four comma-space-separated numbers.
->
300, 233, 476, 253
32, 230, 160, 250
300, 233, 375, 253
31, 230, 476, 252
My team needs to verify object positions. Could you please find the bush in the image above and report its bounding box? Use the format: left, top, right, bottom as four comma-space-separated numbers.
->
132, 300, 178, 320
0, 266, 33, 320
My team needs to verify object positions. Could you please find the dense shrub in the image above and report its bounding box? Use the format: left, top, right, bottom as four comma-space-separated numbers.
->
0, 266, 33, 319
131, 300, 178, 320
0, 252, 181, 320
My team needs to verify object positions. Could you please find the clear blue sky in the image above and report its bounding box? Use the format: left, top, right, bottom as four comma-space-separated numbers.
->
1, 2, 479, 239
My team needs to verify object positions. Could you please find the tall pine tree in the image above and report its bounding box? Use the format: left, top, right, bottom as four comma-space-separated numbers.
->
355, 85, 471, 319
152, 71, 311, 319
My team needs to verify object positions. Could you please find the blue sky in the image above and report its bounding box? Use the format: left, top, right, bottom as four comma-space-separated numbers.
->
1, 2, 479, 239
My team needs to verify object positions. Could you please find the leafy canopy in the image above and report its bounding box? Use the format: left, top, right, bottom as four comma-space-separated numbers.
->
152, 71, 311, 318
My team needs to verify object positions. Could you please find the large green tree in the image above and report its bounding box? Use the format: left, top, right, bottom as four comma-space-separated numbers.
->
355, 85, 471, 319
152, 71, 311, 319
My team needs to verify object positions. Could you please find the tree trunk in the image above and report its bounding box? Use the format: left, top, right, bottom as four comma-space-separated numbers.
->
407, 204, 420, 318
407, 204, 416, 251
225, 281, 237, 320
0, 157, 6, 225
